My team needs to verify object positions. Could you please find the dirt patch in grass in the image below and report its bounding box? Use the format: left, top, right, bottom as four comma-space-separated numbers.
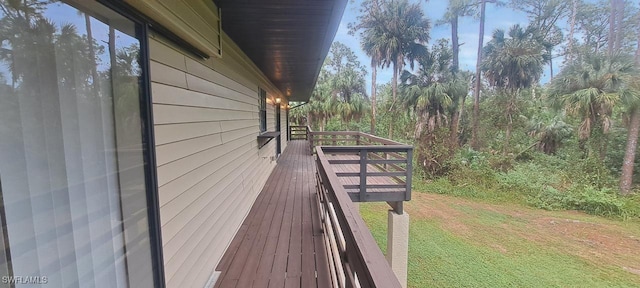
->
405, 193, 640, 279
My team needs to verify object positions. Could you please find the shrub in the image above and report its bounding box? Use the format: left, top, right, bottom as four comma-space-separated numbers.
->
416, 149, 640, 219
529, 187, 571, 211
566, 156, 617, 189
497, 162, 562, 197
415, 128, 454, 178
527, 185, 640, 219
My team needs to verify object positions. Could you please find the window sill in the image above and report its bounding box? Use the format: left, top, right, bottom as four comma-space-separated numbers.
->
257, 131, 280, 148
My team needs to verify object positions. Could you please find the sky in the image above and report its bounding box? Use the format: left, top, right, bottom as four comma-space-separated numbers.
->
332, 0, 557, 95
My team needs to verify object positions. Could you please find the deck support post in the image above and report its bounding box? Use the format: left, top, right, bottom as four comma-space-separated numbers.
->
386, 210, 409, 288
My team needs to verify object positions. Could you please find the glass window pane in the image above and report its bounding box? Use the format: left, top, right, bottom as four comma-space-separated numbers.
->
259, 88, 267, 132
0, 1, 155, 287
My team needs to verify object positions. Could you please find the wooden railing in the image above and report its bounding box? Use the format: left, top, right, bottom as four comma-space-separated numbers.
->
316, 148, 402, 288
319, 145, 412, 203
311, 131, 412, 207
289, 125, 309, 140
288, 126, 412, 286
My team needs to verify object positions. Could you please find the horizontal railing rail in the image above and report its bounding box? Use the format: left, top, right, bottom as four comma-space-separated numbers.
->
289, 125, 309, 140
310, 131, 412, 207
316, 148, 402, 288
319, 145, 412, 203
309, 131, 402, 152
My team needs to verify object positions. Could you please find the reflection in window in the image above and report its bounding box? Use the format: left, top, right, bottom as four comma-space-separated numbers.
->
259, 88, 267, 132
0, 1, 155, 287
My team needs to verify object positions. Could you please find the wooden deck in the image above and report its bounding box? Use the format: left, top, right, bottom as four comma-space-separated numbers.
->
214, 141, 331, 288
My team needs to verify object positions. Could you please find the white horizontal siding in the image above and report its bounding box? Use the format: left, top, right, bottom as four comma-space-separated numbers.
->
154, 122, 222, 146
149, 34, 286, 288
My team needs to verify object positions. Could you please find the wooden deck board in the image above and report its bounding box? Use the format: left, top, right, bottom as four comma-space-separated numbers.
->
215, 141, 327, 288
235, 164, 289, 288
300, 154, 317, 288
223, 163, 283, 282
285, 159, 303, 279
215, 141, 403, 288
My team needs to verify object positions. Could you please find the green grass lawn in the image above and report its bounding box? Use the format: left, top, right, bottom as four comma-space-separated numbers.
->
359, 194, 640, 288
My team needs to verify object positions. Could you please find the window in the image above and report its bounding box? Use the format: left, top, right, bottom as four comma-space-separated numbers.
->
0, 1, 157, 287
259, 88, 267, 132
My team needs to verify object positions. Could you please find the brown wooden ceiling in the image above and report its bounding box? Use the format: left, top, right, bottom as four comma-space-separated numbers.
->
214, 0, 347, 101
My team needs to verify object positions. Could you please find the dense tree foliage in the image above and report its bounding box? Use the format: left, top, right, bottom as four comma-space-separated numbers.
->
291, 42, 369, 131
303, 0, 640, 210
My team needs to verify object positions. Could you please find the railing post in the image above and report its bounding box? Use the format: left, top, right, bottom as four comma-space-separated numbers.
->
405, 148, 413, 201
359, 148, 367, 202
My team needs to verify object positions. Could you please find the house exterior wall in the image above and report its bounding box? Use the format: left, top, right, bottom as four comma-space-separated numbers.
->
149, 31, 288, 287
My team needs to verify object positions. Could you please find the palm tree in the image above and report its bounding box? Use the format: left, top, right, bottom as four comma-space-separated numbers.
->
307, 82, 334, 131
304, 42, 369, 131
619, 31, 640, 195
439, 0, 476, 73
381, 0, 430, 139
352, 0, 389, 134
332, 64, 369, 128
550, 53, 635, 159
448, 72, 472, 146
362, 28, 390, 134
288, 102, 308, 125
527, 114, 572, 154
509, 0, 569, 80
482, 25, 547, 154
471, 0, 488, 149
438, 0, 476, 147
400, 40, 469, 141
337, 94, 369, 128
619, 74, 640, 195
330, 63, 367, 103
399, 42, 469, 176
352, 0, 429, 139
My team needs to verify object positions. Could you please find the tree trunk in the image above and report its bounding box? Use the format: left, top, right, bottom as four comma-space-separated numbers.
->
449, 14, 461, 148
620, 107, 640, 195
370, 0, 380, 134
549, 55, 554, 80
608, 0, 617, 56
619, 17, 640, 195
504, 120, 513, 155
389, 59, 399, 139
371, 64, 377, 134
600, 133, 609, 161
457, 92, 467, 142
450, 105, 460, 149
503, 92, 515, 155
637, 13, 640, 61
392, 58, 399, 104
614, 0, 624, 51
452, 14, 459, 73
567, 0, 577, 64
471, 0, 487, 150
